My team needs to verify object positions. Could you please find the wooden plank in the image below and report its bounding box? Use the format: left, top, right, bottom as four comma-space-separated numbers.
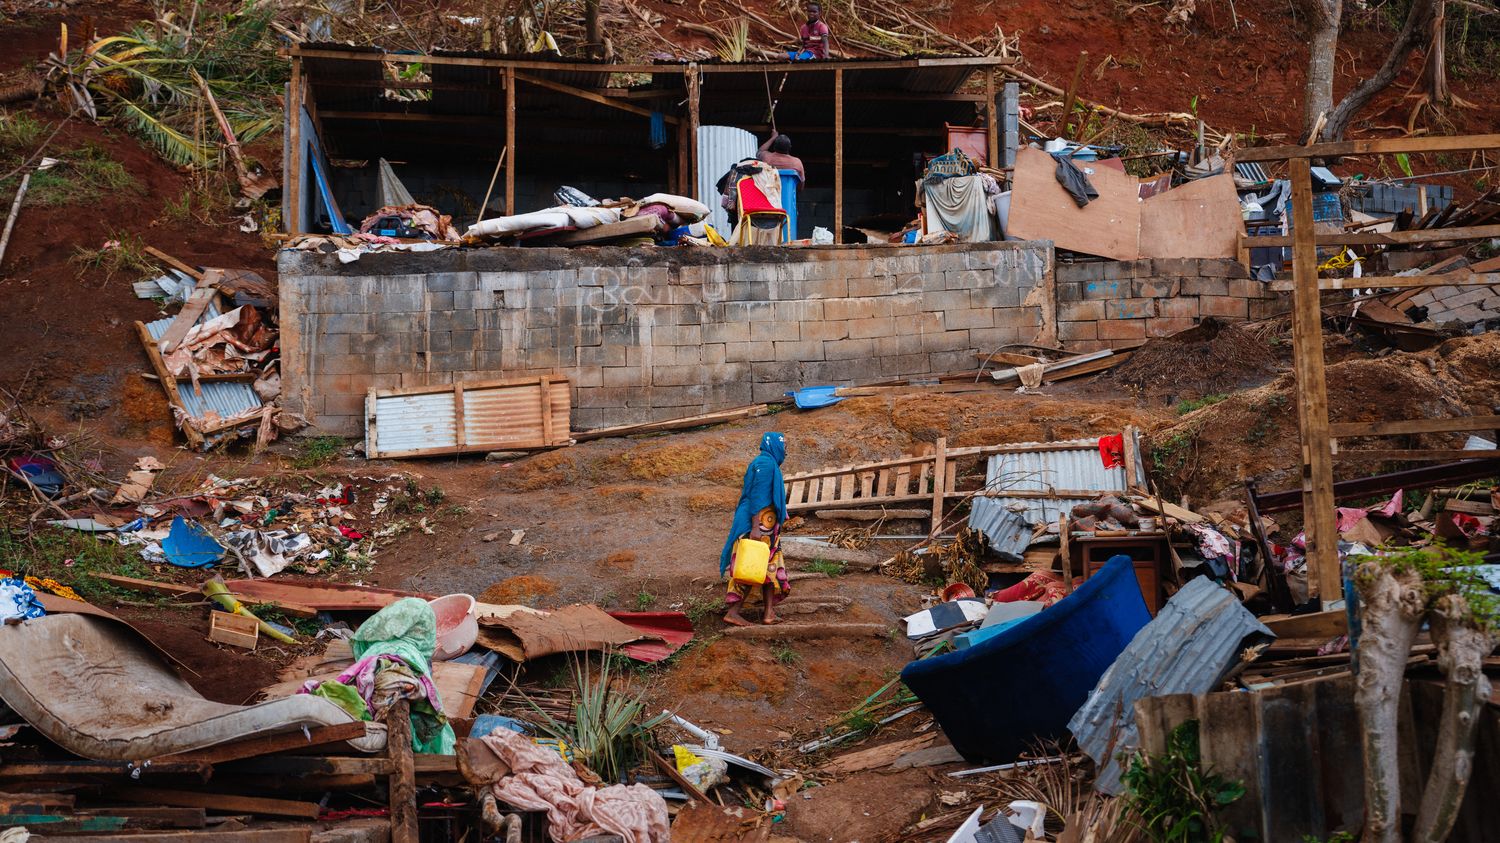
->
538, 376, 555, 445
1233, 133, 1500, 163
649, 748, 708, 803
1270, 269, 1500, 292
1007, 146, 1141, 260
930, 437, 948, 536
1338, 449, 1500, 460
834, 67, 844, 244
74, 807, 206, 828
1139, 173, 1243, 259
1257, 678, 1326, 839
985, 70, 998, 166
287, 46, 1014, 74
838, 471, 855, 502
452, 383, 466, 448
892, 464, 910, 497
527, 214, 658, 246
788, 480, 807, 506
92, 573, 197, 597
1260, 610, 1347, 639
1287, 157, 1341, 609
814, 508, 929, 521
1330, 414, 1500, 438
158, 271, 223, 353
573, 404, 766, 441
1194, 691, 1262, 839
108, 789, 317, 819
836, 382, 1003, 397
388, 700, 418, 843
513, 70, 679, 123
504, 65, 515, 214
1246, 223, 1500, 249
225, 579, 428, 611
686, 63, 700, 196
1059, 514, 1072, 594
134, 321, 205, 450
39, 832, 308, 843
160, 721, 368, 766
1122, 426, 1140, 489
144, 246, 204, 281
876, 468, 893, 499
859, 469, 877, 498
0, 761, 208, 780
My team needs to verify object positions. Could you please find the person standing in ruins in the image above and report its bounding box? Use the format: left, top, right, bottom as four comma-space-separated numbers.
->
719, 433, 791, 626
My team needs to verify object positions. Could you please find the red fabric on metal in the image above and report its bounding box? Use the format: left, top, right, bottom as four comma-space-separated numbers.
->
607, 611, 695, 663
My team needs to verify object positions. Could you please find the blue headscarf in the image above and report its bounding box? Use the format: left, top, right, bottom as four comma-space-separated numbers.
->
718, 432, 788, 576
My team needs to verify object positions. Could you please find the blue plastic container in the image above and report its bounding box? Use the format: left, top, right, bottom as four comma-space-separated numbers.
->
779, 170, 800, 241
902, 555, 1151, 762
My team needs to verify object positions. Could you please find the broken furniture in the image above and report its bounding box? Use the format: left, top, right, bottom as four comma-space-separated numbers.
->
1069, 532, 1168, 615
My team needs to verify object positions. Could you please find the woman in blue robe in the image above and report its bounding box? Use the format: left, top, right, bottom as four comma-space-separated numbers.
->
719, 432, 790, 626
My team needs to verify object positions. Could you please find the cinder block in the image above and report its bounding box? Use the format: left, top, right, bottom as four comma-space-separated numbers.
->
1059, 300, 1105, 322
922, 289, 971, 313
970, 326, 1025, 347
878, 353, 931, 376
930, 350, 973, 371
922, 329, 970, 352
1202, 259, 1251, 279
725, 341, 776, 362
1100, 261, 1134, 281
1226, 278, 1271, 299
431, 310, 479, 332
1444, 288, 1491, 309
722, 301, 776, 323
824, 297, 892, 321
888, 293, 924, 316
703, 343, 727, 365
1096, 319, 1147, 341
374, 352, 421, 373
1058, 321, 1098, 341
993, 307, 1040, 329
752, 381, 796, 403
773, 340, 825, 362
848, 277, 895, 297
702, 321, 751, 343
656, 325, 703, 346
425, 291, 455, 311
847, 316, 897, 339
946, 269, 993, 290
801, 320, 851, 342
667, 345, 703, 366
804, 277, 849, 299
573, 366, 604, 388
727, 278, 773, 301
823, 338, 877, 361
368, 290, 423, 312
426, 272, 478, 292
1152, 258, 1198, 277
1199, 296, 1249, 319
774, 300, 824, 322
651, 364, 703, 387
1182, 277, 1230, 297
1106, 298, 1157, 320
874, 333, 925, 357
1057, 262, 1105, 285
751, 321, 801, 342
1158, 297, 1200, 318
323, 313, 371, 334
1146, 317, 1198, 337
1134, 278, 1181, 299
945, 309, 995, 330
752, 360, 800, 383
1249, 297, 1291, 320
1081, 279, 1128, 300
911, 311, 945, 333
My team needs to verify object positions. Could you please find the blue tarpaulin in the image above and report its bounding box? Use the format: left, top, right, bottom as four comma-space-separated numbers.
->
162, 516, 225, 568
790, 386, 844, 409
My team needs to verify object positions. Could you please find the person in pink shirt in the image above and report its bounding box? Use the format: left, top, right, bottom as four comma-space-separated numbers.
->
798, 3, 830, 59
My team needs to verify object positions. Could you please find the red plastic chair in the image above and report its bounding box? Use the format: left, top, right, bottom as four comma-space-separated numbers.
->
735, 176, 789, 243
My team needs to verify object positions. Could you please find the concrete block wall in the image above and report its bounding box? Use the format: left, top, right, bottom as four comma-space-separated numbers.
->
1405, 283, 1500, 326
279, 242, 1051, 435
1053, 258, 1288, 351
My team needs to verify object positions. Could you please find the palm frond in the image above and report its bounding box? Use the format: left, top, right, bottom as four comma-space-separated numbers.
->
97, 91, 211, 167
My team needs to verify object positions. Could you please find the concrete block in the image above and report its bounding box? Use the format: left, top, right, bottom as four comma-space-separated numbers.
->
475, 348, 507, 370
727, 278, 773, 301
426, 272, 478, 292
1081, 279, 1129, 300
1058, 262, 1105, 285
824, 297, 893, 321
526, 327, 560, 349
774, 300, 824, 322
1146, 316, 1198, 337
1058, 300, 1105, 322
930, 349, 974, 371
371, 275, 424, 296
945, 309, 995, 330
1444, 288, 1491, 309
804, 276, 849, 299
1203, 258, 1251, 279
655, 325, 703, 346
431, 310, 479, 332
703, 343, 727, 365
323, 313, 372, 334
751, 320, 802, 342
1199, 296, 1249, 319
1106, 298, 1157, 320
916, 272, 949, 293
801, 320, 851, 342
722, 301, 776, 323
911, 311, 945, 333
1054, 281, 1081, 303
878, 353, 931, 376
848, 276, 895, 297
1133, 278, 1181, 299
888, 292, 924, 316
923, 329, 970, 352
847, 316, 897, 339
922, 289, 971, 313
773, 340, 826, 362
1096, 319, 1147, 341
1249, 297, 1292, 320
368, 290, 424, 312
993, 307, 1041, 329
1227, 278, 1271, 299
946, 269, 994, 291
1058, 321, 1098, 341
822, 338, 877, 360
1182, 277, 1231, 297
602, 366, 644, 388
1158, 296, 1200, 318
874, 332, 925, 357
1152, 258, 1198, 278
702, 321, 751, 343
969, 327, 1025, 348
974, 283, 1023, 309
1100, 261, 1134, 281
752, 381, 796, 403
374, 352, 422, 373
424, 291, 455, 311
725, 341, 776, 363
752, 361, 801, 383
650, 364, 703, 387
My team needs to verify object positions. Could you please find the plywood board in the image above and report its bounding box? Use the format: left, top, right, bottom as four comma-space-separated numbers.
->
1140, 172, 1242, 259
1005, 146, 1141, 260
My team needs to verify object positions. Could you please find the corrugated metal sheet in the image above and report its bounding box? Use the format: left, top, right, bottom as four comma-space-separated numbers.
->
144, 306, 263, 424
1068, 577, 1274, 794
366, 378, 571, 458
967, 500, 1032, 561
697, 125, 757, 234
974, 436, 1131, 525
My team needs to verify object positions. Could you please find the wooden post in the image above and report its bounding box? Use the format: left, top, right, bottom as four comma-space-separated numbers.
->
286, 56, 303, 236
1059, 52, 1087, 140
686, 63, 700, 200
1288, 157, 1340, 609
834, 68, 844, 244
1059, 514, 1072, 594
504, 65, 516, 215
387, 699, 418, 843
929, 436, 947, 537
985, 70, 998, 168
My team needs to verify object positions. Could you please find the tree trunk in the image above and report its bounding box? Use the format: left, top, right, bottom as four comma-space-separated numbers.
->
1323, 0, 1440, 141
1353, 562, 1427, 843
1425, 1, 1451, 105
1412, 594, 1496, 843
1299, 0, 1343, 140
584, 0, 602, 59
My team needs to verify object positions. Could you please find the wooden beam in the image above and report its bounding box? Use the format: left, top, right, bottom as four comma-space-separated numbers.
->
1288, 157, 1340, 609
504, 66, 516, 216
286, 55, 302, 236
134, 322, 205, 451
144, 246, 203, 281
159, 722, 368, 765
985, 70, 998, 166
1268, 269, 1500, 292
157, 270, 223, 354
318, 110, 499, 124
1332, 415, 1500, 438
929, 436, 947, 537
38, 832, 309, 843
834, 67, 844, 244
1339, 449, 1500, 461
1244, 223, 1500, 249
108, 788, 317, 820
512, 71, 679, 123
388, 700, 418, 843
1234, 133, 1500, 162
686, 63, 700, 201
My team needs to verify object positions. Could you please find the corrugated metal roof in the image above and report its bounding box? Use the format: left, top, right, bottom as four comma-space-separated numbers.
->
144, 305, 264, 424
974, 435, 1134, 525
369, 392, 459, 455
1067, 576, 1273, 794
967, 500, 1032, 561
